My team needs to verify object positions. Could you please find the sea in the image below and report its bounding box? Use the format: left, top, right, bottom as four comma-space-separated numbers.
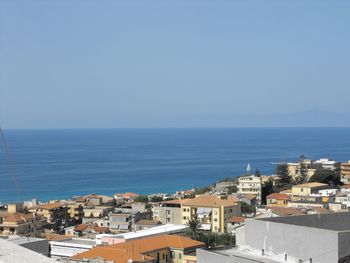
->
1, 128, 350, 203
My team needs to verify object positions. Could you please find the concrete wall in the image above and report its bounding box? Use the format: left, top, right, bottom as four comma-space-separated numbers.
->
245, 219, 339, 263
197, 249, 255, 263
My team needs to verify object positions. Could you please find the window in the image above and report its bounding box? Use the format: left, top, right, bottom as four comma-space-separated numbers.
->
179, 253, 182, 259
183, 208, 187, 212
301, 188, 304, 192
214, 218, 217, 222
166, 210, 170, 215
166, 218, 170, 223
183, 216, 187, 220
171, 252, 175, 258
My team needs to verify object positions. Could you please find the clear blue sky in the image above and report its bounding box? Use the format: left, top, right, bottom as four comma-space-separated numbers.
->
1, 0, 350, 128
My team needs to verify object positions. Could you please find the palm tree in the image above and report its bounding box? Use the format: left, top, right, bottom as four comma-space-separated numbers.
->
186, 219, 200, 240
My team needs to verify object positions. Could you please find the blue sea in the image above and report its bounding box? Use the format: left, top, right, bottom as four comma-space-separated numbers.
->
1, 128, 350, 203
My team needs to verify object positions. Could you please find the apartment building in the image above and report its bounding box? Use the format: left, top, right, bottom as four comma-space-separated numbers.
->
109, 213, 131, 232
70, 234, 204, 263
291, 182, 329, 196
29, 203, 69, 230
0, 211, 47, 237
237, 175, 262, 204
341, 161, 350, 184
153, 195, 241, 233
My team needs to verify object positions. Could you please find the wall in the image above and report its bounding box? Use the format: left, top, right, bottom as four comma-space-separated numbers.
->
245, 219, 339, 263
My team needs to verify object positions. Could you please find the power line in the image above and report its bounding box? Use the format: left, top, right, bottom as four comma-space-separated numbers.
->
0, 126, 21, 199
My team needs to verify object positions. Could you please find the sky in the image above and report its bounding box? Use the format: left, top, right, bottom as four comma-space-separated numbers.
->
1, 0, 350, 128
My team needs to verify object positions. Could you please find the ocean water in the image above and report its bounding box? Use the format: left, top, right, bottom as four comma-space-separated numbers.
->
0, 128, 350, 203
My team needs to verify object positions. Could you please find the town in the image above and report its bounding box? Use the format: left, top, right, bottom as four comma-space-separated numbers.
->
1, 156, 350, 262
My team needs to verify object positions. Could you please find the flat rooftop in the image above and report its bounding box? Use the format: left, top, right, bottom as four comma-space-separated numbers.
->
202, 247, 286, 263
258, 211, 350, 231
8, 237, 47, 245
51, 238, 96, 246
0, 239, 55, 263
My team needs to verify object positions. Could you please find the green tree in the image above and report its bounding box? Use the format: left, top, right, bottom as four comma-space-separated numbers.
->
134, 195, 149, 203
309, 169, 341, 186
275, 163, 291, 186
261, 179, 274, 205
227, 185, 238, 194
295, 162, 308, 184
240, 201, 256, 214
186, 219, 201, 240
255, 169, 261, 177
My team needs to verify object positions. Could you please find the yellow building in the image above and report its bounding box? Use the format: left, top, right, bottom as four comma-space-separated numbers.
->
292, 182, 329, 196
341, 161, 350, 184
287, 162, 317, 180
181, 195, 241, 233
266, 193, 289, 207
71, 234, 204, 263
29, 203, 69, 230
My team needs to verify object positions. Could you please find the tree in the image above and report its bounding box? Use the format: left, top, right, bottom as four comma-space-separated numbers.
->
261, 179, 274, 205
134, 195, 148, 203
309, 169, 341, 186
227, 185, 238, 194
299, 154, 306, 162
255, 169, 261, 177
295, 162, 308, 184
240, 201, 256, 215
275, 163, 291, 186
186, 219, 201, 240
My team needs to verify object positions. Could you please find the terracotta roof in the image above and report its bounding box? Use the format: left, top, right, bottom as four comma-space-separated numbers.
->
270, 207, 305, 216
45, 233, 70, 241
72, 235, 204, 263
183, 195, 238, 208
266, 193, 289, 200
74, 224, 89, 232
92, 226, 110, 233
293, 182, 328, 188
341, 184, 350, 189
0, 212, 34, 224
226, 216, 245, 223
37, 203, 65, 210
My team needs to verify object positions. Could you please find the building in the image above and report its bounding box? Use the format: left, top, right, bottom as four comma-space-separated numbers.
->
314, 158, 338, 170
154, 195, 241, 233
153, 199, 184, 225
287, 160, 318, 180
0, 205, 47, 237
226, 216, 245, 234
114, 192, 139, 202
96, 224, 186, 245
197, 212, 350, 263
181, 195, 241, 233
49, 238, 96, 260
134, 219, 162, 231
212, 181, 234, 194
109, 213, 131, 232
266, 193, 289, 207
70, 234, 205, 263
29, 203, 69, 231
341, 161, 350, 184
291, 182, 329, 196
237, 175, 262, 204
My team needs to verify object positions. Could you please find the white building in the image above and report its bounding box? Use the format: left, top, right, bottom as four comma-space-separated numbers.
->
49, 238, 96, 260
314, 158, 337, 170
238, 175, 262, 204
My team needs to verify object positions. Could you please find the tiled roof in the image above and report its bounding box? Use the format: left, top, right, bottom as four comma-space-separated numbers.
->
92, 226, 110, 233
72, 235, 204, 263
0, 212, 34, 224
226, 216, 246, 223
266, 193, 289, 200
74, 224, 89, 232
309, 207, 332, 214
240, 194, 257, 200
37, 203, 65, 210
293, 182, 328, 188
114, 192, 139, 198
183, 195, 238, 208
341, 184, 350, 189
270, 207, 305, 216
